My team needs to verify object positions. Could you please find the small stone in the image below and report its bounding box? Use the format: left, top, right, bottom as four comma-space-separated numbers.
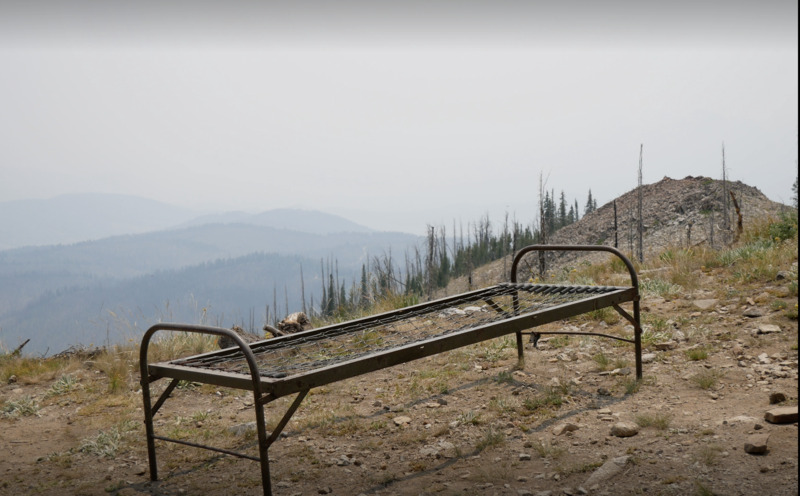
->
7, 375, 17, 384
519, 453, 532, 461
227, 422, 256, 436
317, 487, 333, 494
764, 406, 798, 424
597, 388, 612, 396
553, 423, 580, 436
769, 392, 787, 404
610, 422, 639, 438
584, 455, 630, 486
743, 307, 764, 318
654, 341, 677, 351
693, 299, 718, 310
776, 271, 792, 280
393, 416, 412, 426
641, 353, 657, 364
744, 433, 770, 454
134, 466, 147, 476
757, 324, 781, 334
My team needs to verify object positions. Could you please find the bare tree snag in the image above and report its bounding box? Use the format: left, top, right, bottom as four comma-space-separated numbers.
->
11, 338, 30, 356
637, 144, 644, 263
729, 191, 743, 243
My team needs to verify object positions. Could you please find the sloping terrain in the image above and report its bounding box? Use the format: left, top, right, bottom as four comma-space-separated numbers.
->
0, 177, 796, 496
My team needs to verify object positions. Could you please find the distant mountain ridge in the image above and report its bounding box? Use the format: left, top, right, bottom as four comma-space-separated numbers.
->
0, 193, 197, 250
0, 199, 420, 355
177, 208, 374, 234
0, 194, 381, 250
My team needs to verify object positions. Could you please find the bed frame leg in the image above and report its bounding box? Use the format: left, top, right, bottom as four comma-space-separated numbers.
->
633, 300, 643, 380
254, 399, 273, 496
515, 331, 525, 368
141, 377, 159, 483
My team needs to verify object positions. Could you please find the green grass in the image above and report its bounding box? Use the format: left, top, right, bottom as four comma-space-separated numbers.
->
592, 352, 612, 371
457, 410, 482, 426
78, 420, 137, 459
1, 395, 40, 418
635, 412, 671, 430
641, 278, 682, 298
531, 438, 565, 459
475, 427, 505, 451
46, 374, 81, 397
685, 348, 709, 361
690, 370, 723, 390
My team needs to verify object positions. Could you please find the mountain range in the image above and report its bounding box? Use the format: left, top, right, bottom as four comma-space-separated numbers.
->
0, 194, 420, 355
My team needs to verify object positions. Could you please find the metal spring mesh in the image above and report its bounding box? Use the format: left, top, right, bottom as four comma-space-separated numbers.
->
172, 283, 621, 378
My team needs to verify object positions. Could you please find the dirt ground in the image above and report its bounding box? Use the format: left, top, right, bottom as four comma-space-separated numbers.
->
1, 271, 798, 496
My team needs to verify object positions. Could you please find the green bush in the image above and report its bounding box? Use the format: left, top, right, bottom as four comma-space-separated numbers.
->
769, 211, 798, 242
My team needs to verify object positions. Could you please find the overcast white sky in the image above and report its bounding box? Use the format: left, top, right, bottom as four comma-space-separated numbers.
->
1, 1, 797, 235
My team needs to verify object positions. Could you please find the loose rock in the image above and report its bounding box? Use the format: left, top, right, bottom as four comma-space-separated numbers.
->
584, 455, 630, 486
764, 406, 798, 424
610, 422, 639, 438
641, 353, 657, 364
744, 307, 764, 318
393, 416, 412, 426
553, 422, 580, 436
757, 324, 781, 335
769, 392, 787, 404
693, 299, 718, 310
744, 433, 770, 454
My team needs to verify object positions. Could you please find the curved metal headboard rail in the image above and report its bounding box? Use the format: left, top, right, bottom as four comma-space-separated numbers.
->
140, 323, 265, 396
511, 244, 639, 292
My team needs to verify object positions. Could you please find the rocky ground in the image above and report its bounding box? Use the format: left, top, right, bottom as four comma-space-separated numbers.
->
1, 252, 798, 496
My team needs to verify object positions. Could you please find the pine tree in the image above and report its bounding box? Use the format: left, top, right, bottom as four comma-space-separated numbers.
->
792, 176, 798, 209
558, 191, 568, 228
585, 189, 596, 215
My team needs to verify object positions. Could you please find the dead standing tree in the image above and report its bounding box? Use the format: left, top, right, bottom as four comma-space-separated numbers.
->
538, 172, 548, 279
637, 144, 644, 263
721, 142, 731, 244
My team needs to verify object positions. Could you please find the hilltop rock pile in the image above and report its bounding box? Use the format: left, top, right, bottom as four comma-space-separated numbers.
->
545, 175, 786, 269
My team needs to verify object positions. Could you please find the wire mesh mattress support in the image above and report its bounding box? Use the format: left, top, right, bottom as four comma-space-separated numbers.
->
140, 245, 643, 496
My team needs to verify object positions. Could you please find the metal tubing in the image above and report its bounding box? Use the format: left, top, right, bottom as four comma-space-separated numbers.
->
511, 245, 643, 379
151, 435, 261, 462
139, 324, 273, 493
519, 329, 636, 343
266, 390, 309, 447
510, 245, 640, 291
151, 378, 179, 416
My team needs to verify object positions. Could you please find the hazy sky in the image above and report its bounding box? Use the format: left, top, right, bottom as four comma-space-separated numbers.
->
1, 1, 797, 235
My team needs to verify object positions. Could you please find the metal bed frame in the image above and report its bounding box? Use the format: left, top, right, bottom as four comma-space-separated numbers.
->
139, 245, 643, 495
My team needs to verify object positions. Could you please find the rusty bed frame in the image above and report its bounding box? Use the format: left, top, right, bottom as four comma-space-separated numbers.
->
139, 245, 643, 495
